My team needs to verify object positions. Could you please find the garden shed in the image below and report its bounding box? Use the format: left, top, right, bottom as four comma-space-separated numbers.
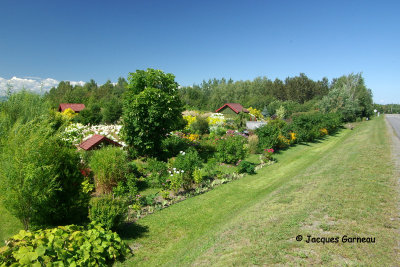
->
58, 103, 86, 113
215, 103, 249, 115
79, 134, 121, 151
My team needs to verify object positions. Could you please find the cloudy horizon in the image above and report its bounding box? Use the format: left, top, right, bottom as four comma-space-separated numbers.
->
0, 76, 86, 96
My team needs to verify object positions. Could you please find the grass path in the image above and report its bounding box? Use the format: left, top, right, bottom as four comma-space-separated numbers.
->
119, 117, 399, 266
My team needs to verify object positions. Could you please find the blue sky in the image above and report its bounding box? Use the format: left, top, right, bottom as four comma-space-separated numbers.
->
0, 0, 399, 103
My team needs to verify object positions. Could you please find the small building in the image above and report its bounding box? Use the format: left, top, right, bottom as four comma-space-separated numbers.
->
215, 103, 249, 115
79, 134, 121, 151
58, 103, 85, 113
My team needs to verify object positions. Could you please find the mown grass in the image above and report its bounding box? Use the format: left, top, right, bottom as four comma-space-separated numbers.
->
118, 116, 399, 266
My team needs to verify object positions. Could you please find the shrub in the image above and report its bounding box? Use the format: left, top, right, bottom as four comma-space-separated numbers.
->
190, 116, 209, 134
256, 121, 282, 151
145, 158, 169, 187
237, 160, 256, 174
0, 119, 89, 230
162, 135, 190, 158
89, 147, 129, 194
193, 168, 204, 184
248, 134, 259, 154
0, 223, 129, 266
289, 112, 342, 142
173, 148, 203, 176
216, 135, 248, 164
261, 148, 275, 162
89, 196, 128, 231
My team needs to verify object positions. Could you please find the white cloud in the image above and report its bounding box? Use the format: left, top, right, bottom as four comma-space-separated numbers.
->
0, 76, 86, 96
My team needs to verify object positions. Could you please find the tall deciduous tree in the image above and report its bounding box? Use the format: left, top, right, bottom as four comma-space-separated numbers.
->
122, 69, 185, 157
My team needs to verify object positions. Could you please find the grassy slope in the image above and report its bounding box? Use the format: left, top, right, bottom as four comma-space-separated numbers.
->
119, 116, 399, 266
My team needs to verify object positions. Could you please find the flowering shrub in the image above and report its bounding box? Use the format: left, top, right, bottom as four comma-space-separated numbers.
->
167, 168, 184, 192
289, 132, 297, 142
261, 148, 274, 162
216, 135, 248, 164
207, 113, 226, 133
247, 107, 264, 120
61, 123, 126, 147
61, 108, 77, 119
183, 115, 196, 130
320, 128, 328, 136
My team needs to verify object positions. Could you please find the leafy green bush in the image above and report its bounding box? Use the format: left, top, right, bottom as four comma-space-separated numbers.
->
161, 135, 190, 158
145, 158, 169, 187
89, 147, 129, 194
216, 135, 248, 164
173, 148, 203, 176
190, 116, 209, 134
0, 119, 89, 230
237, 160, 256, 174
0, 223, 129, 266
289, 112, 342, 142
256, 119, 290, 150
89, 196, 128, 231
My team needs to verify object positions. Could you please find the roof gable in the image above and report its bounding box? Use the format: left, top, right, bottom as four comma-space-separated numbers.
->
215, 103, 249, 114
79, 134, 121, 150
58, 103, 86, 112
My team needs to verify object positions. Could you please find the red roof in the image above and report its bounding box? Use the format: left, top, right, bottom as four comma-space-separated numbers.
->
79, 134, 121, 151
58, 103, 85, 112
215, 103, 249, 114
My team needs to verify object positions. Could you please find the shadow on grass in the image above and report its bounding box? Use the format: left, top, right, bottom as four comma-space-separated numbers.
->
118, 222, 149, 240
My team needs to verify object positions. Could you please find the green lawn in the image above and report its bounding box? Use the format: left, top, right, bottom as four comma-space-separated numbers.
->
118, 116, 400, 266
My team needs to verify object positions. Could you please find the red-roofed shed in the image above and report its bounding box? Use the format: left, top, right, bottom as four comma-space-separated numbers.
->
215, 103, 249, 114
79, 134, 121, 151
58, 103, 86, 113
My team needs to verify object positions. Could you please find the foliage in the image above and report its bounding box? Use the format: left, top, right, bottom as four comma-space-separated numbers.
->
122, 68, 185, 157
216, 135, 248, 164
173, 148, 203, 176
256, 119, 288, 150
319, 73, 373, 121
0, 119, 89, 230
193, 168, 204, 184
179, 74, 329, 110
276, 105, 286, 119
161, 134, 190, 158
89, 147, 129, 194
237, 160, 256, 174
247, 107, 264, 120
145, 158, 169, 188
233, 111, 250, 131
289, 112, 342, 142
183, 115, 196, 130
89, 196, 128, 231
190, 116, 209, 134
0, 223, 129, 266
261, 148, 275, 162
248, 134, 259, 154
61, 107, 77, 119
167, 169, 184, 192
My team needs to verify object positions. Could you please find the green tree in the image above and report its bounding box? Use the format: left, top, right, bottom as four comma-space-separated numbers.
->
122, 69, 185, 157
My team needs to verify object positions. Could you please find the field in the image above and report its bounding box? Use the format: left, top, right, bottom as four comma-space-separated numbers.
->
116, 116, 399, 266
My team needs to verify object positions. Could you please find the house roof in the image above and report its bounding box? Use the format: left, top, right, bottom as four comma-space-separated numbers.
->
58, 103, 86, 112
79, 134, 121, 151
215, 103, 249, 114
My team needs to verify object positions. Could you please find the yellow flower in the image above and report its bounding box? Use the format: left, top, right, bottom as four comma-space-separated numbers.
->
183, 115, 196, 130
290, 132, 297, 141
320, 128, 328, 136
